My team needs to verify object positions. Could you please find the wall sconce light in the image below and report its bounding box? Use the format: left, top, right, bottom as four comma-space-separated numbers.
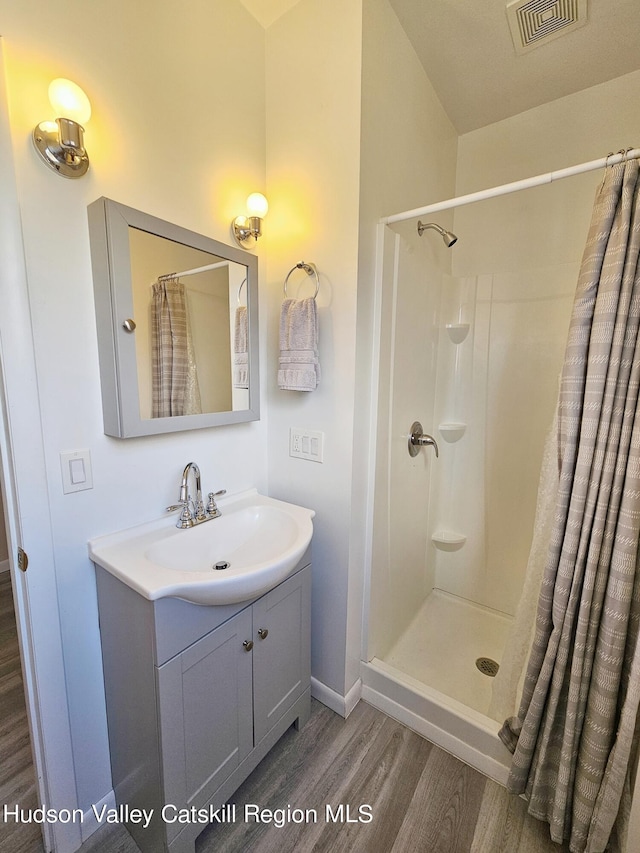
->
33, 78, 91, 178
232, 192, 269, 248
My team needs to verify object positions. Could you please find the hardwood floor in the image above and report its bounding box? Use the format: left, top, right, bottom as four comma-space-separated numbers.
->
76, 699, 569, 853
0, 568, 571, 853
0, 572, 42, 853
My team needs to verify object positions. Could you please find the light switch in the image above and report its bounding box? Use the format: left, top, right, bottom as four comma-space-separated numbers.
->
60, 449, 93, 494
69, 458, 86, 484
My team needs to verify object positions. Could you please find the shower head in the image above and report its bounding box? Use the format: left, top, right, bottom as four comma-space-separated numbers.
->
417, 221, 458, 247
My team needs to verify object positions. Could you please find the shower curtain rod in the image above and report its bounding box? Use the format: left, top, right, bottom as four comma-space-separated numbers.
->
158, 259, 229, 281
380, 147, 640, 225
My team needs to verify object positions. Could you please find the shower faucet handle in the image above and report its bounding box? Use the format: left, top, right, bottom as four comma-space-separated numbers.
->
408, 422, 439, 458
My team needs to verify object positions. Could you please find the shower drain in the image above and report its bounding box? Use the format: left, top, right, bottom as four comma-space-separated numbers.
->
476, 657, 500, 677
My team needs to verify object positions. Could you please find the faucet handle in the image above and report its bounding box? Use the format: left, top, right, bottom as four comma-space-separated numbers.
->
206, 490, 226, 517
167, 500, 195, 528
408, 421, 439, 458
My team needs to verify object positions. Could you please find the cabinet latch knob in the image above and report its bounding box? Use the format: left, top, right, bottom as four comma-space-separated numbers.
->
243, 640, 254, 652
258, 628, 269, 640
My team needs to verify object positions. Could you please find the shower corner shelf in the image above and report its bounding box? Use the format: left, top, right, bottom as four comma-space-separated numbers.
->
438, 422, 467, 442
445, 323, 470, 344
432, 532, 467, 551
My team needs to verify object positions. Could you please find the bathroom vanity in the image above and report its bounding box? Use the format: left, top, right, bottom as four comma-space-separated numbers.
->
95, 555, 311, 853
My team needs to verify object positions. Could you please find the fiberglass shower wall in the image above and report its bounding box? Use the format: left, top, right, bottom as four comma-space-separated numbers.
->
368, 221, 448, 661
368, 187, 582, 666
437, 176, 599, 622
428, 266, 575, 617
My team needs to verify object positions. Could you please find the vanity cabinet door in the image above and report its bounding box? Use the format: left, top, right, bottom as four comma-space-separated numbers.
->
157, 606, 253, 821
252, 566, 311, 744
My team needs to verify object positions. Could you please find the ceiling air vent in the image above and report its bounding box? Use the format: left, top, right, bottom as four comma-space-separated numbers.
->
506, 0, 587, 54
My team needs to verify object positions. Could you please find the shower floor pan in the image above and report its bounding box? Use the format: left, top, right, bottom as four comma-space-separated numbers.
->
361, 590, 513, 784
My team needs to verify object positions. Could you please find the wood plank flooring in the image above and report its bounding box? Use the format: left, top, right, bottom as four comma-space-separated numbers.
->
76, 699, 569, 853
0, 572, 42, 853
0, 567, 573, 853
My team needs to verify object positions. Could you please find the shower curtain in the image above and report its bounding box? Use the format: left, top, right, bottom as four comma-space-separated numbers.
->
497, 157, 640, 853
151, 278, 201, 417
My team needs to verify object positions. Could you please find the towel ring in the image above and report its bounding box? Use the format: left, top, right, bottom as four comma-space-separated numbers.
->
237, 278, 247, 305
283, 262, 319, 299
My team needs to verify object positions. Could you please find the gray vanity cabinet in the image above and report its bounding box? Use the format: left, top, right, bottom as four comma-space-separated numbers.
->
156, 607, 254, 819
95, 553, 311, 853
252, 570, 311, 743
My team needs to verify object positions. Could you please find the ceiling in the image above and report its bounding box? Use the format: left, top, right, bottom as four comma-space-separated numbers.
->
386, 0, 640, 133
240, 0, 640, 134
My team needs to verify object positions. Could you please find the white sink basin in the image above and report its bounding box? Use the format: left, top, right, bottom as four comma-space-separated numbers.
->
88, 490, 314, 605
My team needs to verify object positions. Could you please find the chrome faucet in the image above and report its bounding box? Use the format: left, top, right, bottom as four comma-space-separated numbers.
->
167, 462, 226, 528
180, 462, 205, 522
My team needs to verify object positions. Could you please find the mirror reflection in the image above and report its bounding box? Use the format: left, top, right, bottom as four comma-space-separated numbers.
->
128, 228, 249, 419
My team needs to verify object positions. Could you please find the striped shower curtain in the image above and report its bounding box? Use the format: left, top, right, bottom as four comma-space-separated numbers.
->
151, 279, 201, 418
499, 158, 640, 852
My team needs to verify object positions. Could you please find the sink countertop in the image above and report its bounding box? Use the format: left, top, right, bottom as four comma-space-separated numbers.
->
88, 489, 314, 606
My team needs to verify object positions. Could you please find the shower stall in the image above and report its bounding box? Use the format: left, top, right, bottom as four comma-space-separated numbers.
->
359, 154, 621, 781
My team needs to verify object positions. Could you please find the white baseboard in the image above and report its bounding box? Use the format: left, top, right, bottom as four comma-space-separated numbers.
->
311, 676, 362, 718
0, 559, 9, 573
80, 789, 116, 842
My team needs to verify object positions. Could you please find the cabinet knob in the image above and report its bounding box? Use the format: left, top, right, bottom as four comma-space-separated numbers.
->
258, 627, 269, 640
243, 640, 254, 652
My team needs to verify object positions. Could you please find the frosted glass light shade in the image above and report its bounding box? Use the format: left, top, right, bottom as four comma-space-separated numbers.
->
246, 192, 268, 218
48, 78, 91, 125
232, 192, 269, 247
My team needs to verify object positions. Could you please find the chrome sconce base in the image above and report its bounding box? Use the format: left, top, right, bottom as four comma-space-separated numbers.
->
232, 215, 263, 248
33, 118, 89, 178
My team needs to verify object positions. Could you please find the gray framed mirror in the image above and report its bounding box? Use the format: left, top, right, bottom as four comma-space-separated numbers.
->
88, 197, 259, 438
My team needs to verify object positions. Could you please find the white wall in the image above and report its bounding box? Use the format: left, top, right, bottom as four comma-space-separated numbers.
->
264, 0, 363, 698
262, 0, 459, 696
357, 0, 458, 662
1, 0, 268, 812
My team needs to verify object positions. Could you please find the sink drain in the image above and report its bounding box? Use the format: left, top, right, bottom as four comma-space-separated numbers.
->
214, 561, 230, 571
476, 657, 499, 677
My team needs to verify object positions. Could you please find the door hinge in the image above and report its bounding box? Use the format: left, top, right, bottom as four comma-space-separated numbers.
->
17, 547, 28, 573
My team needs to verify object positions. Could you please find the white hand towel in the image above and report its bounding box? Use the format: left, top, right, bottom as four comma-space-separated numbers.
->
233, 305, 249, 389
278, 297, 320, 391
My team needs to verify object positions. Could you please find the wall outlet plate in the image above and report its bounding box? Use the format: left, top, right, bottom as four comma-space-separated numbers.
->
290, 428, 324, 462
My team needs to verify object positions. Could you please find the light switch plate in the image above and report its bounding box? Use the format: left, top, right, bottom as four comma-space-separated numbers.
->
60, 449, 93, 494
290, 428, 324, 462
